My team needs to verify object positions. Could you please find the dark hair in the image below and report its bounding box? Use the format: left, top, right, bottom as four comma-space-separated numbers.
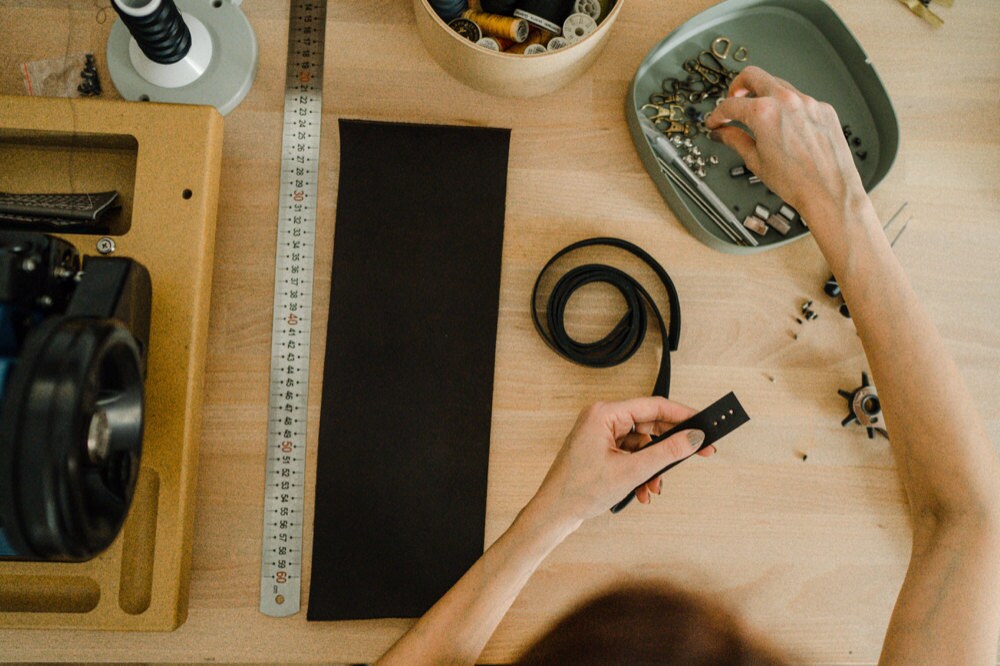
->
516, 583, 788, 665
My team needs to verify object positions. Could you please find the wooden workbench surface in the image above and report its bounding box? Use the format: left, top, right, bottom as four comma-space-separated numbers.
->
0, 0, 997, 662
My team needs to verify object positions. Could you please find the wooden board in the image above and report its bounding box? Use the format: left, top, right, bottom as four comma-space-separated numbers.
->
0, 94, 223, 630
0, 0, 997, 662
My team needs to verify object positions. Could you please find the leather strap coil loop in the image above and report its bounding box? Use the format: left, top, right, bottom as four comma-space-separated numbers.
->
531, 237, 681, 398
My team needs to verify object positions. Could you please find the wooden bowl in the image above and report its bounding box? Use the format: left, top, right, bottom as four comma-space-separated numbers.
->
413, 0, 624, 97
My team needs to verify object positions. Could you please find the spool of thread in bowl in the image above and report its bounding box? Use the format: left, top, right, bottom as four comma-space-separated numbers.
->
505, 27, 551, 53
463, 8, 530, 42
514, 0, 574, 34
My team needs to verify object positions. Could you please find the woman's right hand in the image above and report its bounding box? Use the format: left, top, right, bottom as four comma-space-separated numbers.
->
706, 66, 869, 230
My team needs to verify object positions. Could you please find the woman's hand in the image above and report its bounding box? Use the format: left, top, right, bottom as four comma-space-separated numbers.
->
528, 397, 714, 529
706, 66, 868, 229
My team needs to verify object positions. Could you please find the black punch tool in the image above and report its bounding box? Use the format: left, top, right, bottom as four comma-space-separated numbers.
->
610, 392, 749, 513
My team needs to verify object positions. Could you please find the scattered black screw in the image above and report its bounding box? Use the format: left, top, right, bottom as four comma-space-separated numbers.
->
839, 302, 851, 319
824, 275, 841, 297
856, 150, 868, 161
851, 136, 862, 147
79, 53, 101, 96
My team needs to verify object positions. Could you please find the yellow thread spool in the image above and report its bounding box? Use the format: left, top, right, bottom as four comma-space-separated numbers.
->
505, 27, 550, 53
463, 9, 530, 43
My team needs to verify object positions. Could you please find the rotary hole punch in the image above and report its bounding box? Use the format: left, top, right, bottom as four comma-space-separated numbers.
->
0, 232, 151, 561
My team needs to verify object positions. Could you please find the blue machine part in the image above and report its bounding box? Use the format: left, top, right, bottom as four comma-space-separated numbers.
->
0, 304, 16, 557
0, 303, 16, 355
0, 303, 14, 409
0, 527, 15, 558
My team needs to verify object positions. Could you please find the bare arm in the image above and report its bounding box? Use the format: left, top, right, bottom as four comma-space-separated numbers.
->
709, 67, 1000, 665
377, 398, 712, 665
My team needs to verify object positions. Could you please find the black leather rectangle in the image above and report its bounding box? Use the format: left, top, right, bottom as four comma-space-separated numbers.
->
611, 392, 749, 513
307, 120, 510, 620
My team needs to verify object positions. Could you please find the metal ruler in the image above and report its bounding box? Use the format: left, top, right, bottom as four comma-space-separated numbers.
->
259, 0, 327, 618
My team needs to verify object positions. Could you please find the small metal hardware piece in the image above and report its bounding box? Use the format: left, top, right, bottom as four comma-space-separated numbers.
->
766, 214, 792, 236
839, 371, 887, 439
753, 203, 770, 220
748, 174, 762, 185
839, 302, 851, 319
641, 103, 687, 126
696, 167, 707, 178
733, 45, 749, 62
778, 204, 797, 222
743, 215, 768, 236
96, 237, 116, 254
851, 136, 862, 147
708, 155, 719, 165
730, 165, 747, 178
855, 150, 868, 161
711, 36, 732, 60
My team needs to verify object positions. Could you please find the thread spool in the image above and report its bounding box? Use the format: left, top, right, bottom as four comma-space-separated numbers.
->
514, 0, 573, 34
480, 0, 517, 13
477, 37, 501, 50
563, 12, 597, 42
573, 0, 600, 20
505, 27, 550, 53
448, 16, 482, 41
547, 36, 569, 50
429, 0, 468, 21
524, 44, 547, 54
463, 8, 529, 42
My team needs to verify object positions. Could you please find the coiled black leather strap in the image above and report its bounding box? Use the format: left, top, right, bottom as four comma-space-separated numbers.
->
531, 238, 681, 397
113, 0, 191, 65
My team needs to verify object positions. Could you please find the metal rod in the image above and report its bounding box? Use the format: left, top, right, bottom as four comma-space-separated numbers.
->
889, 218, 911, 247
639, 116, 758, 247
657, 160, 744, 245
655, 158, 742, 244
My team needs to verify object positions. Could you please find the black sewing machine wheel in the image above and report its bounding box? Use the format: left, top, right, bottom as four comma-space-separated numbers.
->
0, 316, 144, 561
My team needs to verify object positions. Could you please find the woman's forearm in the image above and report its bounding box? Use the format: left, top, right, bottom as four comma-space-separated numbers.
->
807, 195, 1000, 524
377, 499, 578, 666
378, 399, 711, 665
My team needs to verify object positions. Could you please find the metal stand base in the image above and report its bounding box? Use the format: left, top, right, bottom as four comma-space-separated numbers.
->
107, 0, 258, 115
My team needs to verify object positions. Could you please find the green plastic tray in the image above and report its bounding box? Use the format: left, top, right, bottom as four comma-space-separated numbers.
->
626, 0, 899, 254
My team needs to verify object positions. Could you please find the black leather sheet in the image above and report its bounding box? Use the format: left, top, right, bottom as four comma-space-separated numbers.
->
307, 120, 509, 620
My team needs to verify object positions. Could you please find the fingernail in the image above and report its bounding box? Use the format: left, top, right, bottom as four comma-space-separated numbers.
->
687, 429, 706, 449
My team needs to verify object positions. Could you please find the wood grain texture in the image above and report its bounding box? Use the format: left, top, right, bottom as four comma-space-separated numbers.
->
0, 0, 997, 662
